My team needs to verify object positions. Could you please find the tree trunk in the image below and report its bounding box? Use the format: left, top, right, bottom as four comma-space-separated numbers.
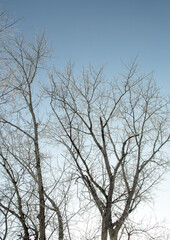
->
101, 229, 108, 240
29, 92, 46, 240
31, 105, 46, 240
34, 132, 46, 240
101, 220, 108, 240
101, 227, 118, 240
109, 229, 118, 240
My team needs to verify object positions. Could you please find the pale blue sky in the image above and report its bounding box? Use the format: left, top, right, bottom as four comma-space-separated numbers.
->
1, 0, 170, 93
1, 0, 170, 230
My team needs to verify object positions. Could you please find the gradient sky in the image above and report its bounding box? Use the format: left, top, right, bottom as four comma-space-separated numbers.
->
1, 0, 170, 230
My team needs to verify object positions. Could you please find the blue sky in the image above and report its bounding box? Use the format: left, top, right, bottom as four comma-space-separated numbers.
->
1, 0, 170, 229
1, 0, 170, 93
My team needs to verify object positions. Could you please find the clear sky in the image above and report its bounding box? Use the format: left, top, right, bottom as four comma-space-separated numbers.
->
1, 0, 170, 231
2, 0, 170, 93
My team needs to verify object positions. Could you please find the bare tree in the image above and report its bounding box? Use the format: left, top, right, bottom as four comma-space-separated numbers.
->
0, 33, 72, 240
0, 14, 169, 239
1, 33, 48, 239
118, 217, 170, 240
0, 9, 19, 36
0, 8, 20, 105
47, 60, 170, 240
